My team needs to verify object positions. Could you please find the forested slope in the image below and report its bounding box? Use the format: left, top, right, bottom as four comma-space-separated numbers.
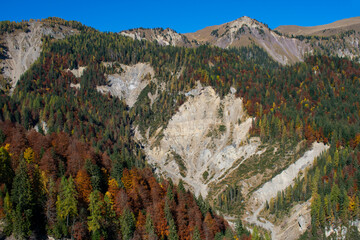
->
0, 17, 359, 239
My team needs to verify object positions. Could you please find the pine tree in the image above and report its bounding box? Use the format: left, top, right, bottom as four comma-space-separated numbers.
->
166, 185, 174, 201
168, 218, 179, 240
178, 179, 185, 193
3, 191, 13, 236
120, 207, 135, 240
11, 159, 33, 238
45, 178, 57, 235
235, 218, 249, 237
165, 201, 178, 240
0, 145, 14, 188
145, 212, 157, 240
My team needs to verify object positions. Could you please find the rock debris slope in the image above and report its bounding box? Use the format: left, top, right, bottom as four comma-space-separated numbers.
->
254, 142, 329, 203
139, 84, 262, 197
96, 62, 155, 107
0, 21, 77, 94
245, 142, 329, 240
121, 28, 197, 47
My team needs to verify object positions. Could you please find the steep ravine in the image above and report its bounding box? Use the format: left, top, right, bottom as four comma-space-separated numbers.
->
135, 83, 329, 240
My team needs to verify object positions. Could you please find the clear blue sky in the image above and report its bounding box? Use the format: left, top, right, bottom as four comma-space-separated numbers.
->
2, 0, 359, 33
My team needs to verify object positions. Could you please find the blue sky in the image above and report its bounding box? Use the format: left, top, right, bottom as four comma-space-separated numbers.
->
2, 0, 359, 33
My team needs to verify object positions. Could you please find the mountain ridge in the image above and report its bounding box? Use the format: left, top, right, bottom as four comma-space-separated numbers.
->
275, 16, 360, 37
119, 16, 360, 65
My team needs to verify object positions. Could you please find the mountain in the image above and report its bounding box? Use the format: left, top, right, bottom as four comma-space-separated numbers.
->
1, 17, 360, 240
275, 16, 360, 37
184, 16, 309, 64
122, 16, 360, 65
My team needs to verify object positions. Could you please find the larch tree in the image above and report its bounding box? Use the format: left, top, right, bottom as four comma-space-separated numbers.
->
88, 190, 104, 239
75, 168, 92, 204
56, 176, 78, 227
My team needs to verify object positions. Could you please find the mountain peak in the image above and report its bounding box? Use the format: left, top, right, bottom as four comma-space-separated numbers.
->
234, 16, 255, 23
231, 16, 268, 29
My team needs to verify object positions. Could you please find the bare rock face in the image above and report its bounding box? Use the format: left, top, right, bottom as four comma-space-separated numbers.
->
138, 84, 261, 197
96, 62, 155, 107
0, 21, 77, 94
67, 66, 87, 78
121, 28, 197, 47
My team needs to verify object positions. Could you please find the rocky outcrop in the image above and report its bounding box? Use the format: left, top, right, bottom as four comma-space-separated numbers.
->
67, 66, 87, 78
96, 62, 155, 107
121, 28, 197, 47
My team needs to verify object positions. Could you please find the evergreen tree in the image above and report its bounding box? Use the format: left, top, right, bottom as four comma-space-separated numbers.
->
235, 218, 249, 237
165, 201, 178, 240
145, 212, 157, 240
11, 159, 33, 239
0, 145, 14, 188
120, 207, 135, 240
3, 191, 13, 236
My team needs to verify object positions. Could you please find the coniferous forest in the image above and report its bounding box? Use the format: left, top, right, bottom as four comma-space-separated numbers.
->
0, 17, 360, 239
